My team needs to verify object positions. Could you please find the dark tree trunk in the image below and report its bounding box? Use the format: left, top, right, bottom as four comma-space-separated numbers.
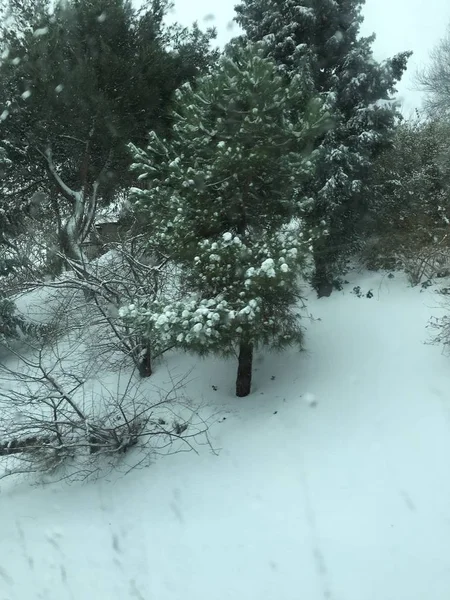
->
312, 243, 333, 298
137, 345, 152, 378
236, 339, 253, 397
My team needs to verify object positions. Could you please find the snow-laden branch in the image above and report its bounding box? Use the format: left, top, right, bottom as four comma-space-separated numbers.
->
81, 149, 113, 243
0, 338, 215, 482
40, 146, 82, 205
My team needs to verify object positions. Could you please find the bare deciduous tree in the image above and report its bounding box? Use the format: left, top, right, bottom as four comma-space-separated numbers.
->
13, 233, 184, 378
0, 336, 215, 483
417, 25, 450, 118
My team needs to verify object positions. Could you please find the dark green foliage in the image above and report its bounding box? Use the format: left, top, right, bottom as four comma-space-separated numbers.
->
0, 0, 217, 251
0, 295, 19, 339
370, 117, 450, 236
234, 0, 411, 294
0, 293, 47, 341
125, 42, 327, 395
363, 117, 450, 271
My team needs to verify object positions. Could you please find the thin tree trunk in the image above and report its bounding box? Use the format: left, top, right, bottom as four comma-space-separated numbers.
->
137, 345, 152, 378
235, 198, 253, 397
236, 339, 253, 397
312, 242, 333, 298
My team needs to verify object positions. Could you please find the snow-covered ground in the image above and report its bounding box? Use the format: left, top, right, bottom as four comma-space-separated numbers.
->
1, 269, 450, 600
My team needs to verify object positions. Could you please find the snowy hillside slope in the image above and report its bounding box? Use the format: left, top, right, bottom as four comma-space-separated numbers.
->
1, 270, 450, 600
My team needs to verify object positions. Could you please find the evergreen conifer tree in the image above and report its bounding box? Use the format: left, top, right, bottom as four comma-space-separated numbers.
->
234, 0, 411, 295
0, 0, 216, 266
124, 42, 328, 396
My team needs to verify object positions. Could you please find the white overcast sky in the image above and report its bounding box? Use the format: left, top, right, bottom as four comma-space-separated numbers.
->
165, 0, 450, 116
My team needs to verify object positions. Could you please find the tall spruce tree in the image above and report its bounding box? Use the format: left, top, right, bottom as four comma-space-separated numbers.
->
234, 0, 411, 296
124, 42, 328, 396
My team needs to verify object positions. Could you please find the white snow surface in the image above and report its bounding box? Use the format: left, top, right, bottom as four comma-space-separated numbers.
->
2, 270, 450, 599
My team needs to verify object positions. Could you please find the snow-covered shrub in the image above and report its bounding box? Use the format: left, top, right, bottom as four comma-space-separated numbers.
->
0, 341, 211, 482
428, 284, 450, 354
9, 238, 185, 378
363, 118, 450, 277
81, 241, 185, 377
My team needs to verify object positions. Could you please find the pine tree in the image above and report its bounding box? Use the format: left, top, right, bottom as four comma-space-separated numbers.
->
0, 0, 217, 268
0, 295, 18, 342
234, 0, 411, 296
0, 291, 48, 342
124, 42, 328, 397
